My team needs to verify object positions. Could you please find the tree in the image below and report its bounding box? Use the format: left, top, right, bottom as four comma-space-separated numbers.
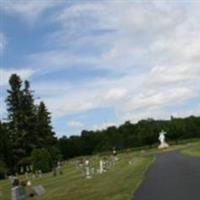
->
0, 161, 7, 179
36, 101, 56, 148
20, 80, 38, 155
0, 122, 11, 171
4, 74, 57, 173
31, 148, 52, 173
6, 74, 24, 171
5, 75, 56, 172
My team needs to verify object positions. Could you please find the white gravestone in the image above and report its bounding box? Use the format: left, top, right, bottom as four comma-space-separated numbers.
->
99, 160, 104, 174
27, 180, 32, 187
158, 130, 169, 149
85, 160, 91, 179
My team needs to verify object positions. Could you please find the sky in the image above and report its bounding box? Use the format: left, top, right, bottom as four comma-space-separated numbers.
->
0, 0, 200, 137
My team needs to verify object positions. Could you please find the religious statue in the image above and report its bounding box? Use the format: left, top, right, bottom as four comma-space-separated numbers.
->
158, 130, 169, 149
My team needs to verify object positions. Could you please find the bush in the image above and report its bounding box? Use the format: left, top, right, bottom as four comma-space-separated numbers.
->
31, 148, 52, 173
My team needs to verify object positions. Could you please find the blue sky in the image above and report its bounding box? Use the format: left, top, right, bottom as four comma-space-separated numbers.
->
0, 0, 200, 137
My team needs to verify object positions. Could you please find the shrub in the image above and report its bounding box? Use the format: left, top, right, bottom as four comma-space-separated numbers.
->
31, 148, 52, 173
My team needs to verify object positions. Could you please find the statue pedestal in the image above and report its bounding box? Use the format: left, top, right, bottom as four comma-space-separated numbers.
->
158, 143, 169, 149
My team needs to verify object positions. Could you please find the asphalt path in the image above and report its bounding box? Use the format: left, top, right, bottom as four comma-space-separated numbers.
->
133, 151, 200, 200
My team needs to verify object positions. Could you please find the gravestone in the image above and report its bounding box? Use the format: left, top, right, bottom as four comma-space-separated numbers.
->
85, 166, 91, 179
32, 185, 46, 196
90, 167, 96, 176
56, 162, 63, 175
31, 173, 36, 179
27, 180, 32, 187
38, 170, 43, 177
25, 173, 29, 180
99, 160, 104, 174
9, 176, 17, 185
11, 186, 26, 200
52, 167, 57, 176
112, 147, 119, 161
85, 160, 91, 179
20, 166, 24, 174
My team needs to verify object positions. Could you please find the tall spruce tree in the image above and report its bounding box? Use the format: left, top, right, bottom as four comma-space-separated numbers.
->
5, 74, 57, 172
6, 75, 37, 170
20, 80, 38, 155
36, 101, 56, 148
6, 74, 24, 171
0, 121, 11, 170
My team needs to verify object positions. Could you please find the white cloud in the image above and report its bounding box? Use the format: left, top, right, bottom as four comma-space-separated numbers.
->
33, 1, 200, 125
93, 121, 116, 131
0, 95, 6, 121
125, 87, 196, 113
105, 88, 127, 101
27, 50, 99, 72
0, 0, 59, 23
1, 1, 200, 132
67, 120, 84, 128
0, 68, 34, 86
0, 33, 6, 53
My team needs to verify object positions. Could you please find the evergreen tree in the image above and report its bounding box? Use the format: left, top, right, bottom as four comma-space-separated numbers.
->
36, 101, 56, 148
31, 148, 52, 173
4, 74, 57, 172
6, 75, 38, 170
6, 74, 24, 171
0, 122, 11, 170
20, 80, 38, 155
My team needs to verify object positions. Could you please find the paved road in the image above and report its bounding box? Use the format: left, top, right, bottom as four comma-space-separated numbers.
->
133, 151, 200, 200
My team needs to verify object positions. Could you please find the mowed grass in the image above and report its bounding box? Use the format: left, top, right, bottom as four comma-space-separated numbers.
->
0, 151, 153, 200
1, 140, 199, 200
182, 141, 200, 157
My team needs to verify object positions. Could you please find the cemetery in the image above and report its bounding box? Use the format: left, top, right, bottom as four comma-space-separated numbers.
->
0, 139, 200, 200
1, 1, 200, 199
0, 74, 200, 199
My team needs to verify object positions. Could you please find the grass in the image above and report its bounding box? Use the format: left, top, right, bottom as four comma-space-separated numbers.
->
0, 152, 153, 200
1, 140, 199, 200
181, 141, 200, 157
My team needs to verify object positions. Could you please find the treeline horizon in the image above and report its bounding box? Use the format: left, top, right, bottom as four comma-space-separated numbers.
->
58, 115, 200, 160
0, 74, 200, 178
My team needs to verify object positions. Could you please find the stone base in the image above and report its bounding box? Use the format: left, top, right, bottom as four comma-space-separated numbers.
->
158, 143, 169, 149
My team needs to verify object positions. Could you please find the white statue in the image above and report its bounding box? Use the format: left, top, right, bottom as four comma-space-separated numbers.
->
158, 130, 169, 149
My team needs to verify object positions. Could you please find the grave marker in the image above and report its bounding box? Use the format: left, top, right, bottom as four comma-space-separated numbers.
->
32, 185, 46, 196
11, 186, 26, 200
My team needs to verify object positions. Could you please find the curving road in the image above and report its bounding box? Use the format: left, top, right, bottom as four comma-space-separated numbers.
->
133, 151, 200, 200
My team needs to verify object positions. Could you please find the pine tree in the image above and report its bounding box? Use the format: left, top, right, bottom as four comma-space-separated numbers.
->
6, 74, 25, 171
6, 75, 37, 170
20, 80, 38, 155
0, 122, 11, 170
5, 74, 57, 173
36, 101, 56, 148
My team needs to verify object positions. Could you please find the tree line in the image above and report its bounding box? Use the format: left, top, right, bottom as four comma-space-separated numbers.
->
1, 74, 200, 178
58, 116, 200, 160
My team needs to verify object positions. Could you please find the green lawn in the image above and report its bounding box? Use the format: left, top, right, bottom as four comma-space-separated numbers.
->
182, 141, 200, 157
0, 152, 153, 200
1, 140, 199, 200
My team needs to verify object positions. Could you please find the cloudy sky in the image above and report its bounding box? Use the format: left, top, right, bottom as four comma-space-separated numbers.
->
0, 0, 200, 137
